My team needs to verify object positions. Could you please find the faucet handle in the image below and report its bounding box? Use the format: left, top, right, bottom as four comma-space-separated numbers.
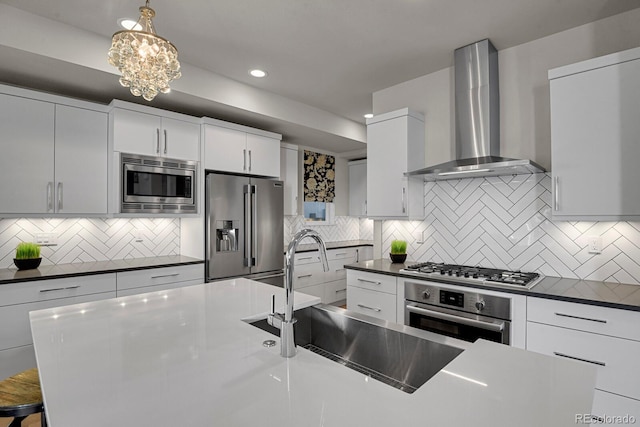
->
267, 294, 283, 330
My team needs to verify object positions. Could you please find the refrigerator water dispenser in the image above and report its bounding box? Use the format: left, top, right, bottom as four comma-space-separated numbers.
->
216, 220, 239, 252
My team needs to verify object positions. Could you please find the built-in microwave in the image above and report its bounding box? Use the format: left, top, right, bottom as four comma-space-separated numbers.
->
121, 153, 197, 214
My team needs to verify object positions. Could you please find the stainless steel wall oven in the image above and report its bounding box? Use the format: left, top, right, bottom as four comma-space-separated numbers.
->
404, 280, 511, 345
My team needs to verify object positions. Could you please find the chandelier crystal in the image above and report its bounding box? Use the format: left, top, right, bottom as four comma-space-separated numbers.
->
108, 0, 181, 101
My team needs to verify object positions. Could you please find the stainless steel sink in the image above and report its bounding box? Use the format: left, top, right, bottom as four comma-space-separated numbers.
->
250, 304, 467, 393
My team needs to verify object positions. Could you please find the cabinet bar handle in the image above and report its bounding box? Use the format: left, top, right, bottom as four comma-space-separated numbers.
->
335, 268, 345, 272
402, 187, 406, 213
554, 312, 607, 323
156, 128, 160, 154
39, 286, 81, 293
357, 303, 381, 312
243, 149, 247, 171
248, 150, 252, 172
335, 289, 346, 293
357, 278, 381, 285
298, 256, 313, 261
335, 252, 347, 256
553, 352, 606, 367
554, 176, 559, 211
297, 274, 312, 279
57, 182, 63, 211
46, 182, 53, 212
151, 273, 180, 279
163, 129, 168, 154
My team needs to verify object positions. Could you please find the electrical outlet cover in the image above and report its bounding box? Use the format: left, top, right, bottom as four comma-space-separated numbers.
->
587, 236, 603, 254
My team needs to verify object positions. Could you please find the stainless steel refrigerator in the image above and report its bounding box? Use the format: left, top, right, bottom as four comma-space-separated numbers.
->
205, 172, 284, 285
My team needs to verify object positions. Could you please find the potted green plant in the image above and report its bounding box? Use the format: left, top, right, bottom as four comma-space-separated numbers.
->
14, 242, 42, 270
389, 240, 407, 263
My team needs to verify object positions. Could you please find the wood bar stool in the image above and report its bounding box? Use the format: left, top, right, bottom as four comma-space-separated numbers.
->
0, 368, 47, 427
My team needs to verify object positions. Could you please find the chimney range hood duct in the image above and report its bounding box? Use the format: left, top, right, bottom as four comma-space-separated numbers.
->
406, 39, 545, 180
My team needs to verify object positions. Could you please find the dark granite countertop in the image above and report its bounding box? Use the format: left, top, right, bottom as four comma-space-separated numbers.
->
345, 259, 640, 312
293, 240, 373, 253
0, 255, 204, 285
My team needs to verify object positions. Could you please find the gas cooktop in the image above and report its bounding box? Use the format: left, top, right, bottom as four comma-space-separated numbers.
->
400, 262, 542, 289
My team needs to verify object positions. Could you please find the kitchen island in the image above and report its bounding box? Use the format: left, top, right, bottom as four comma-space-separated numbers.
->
30, 278, 596, 427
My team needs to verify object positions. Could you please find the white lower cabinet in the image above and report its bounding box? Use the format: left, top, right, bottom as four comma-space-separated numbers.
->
346, 270, 396, 322
0, 274, 117, 379
526, 297, 640, 421
293, 247, 362, 305
116, 264, 204, 297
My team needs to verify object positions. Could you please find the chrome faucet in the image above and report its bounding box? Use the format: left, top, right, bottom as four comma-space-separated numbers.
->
268, 229, 329, 357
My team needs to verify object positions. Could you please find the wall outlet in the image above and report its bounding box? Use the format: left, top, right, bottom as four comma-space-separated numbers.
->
413, 230, 424, 244
35, 233, 57, 246
587, 236, 603, 254
134, 229, 144, 243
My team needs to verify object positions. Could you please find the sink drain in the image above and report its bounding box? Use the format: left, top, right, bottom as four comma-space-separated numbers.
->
263, 339, 276, 348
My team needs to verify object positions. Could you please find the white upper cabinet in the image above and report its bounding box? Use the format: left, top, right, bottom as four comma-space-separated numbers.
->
280, 143, 299, 216
0, 88, 108, 215
54, 105, 108, 214
549, 47, 640, 220
348, 159, 367, 217
0, 93, 54, 214
110, 101, 200, 161
366, 108, 425, 219
203, 119, 281, 178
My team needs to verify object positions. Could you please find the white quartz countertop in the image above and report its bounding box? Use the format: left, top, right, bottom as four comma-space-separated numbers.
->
30, 278, 596, 427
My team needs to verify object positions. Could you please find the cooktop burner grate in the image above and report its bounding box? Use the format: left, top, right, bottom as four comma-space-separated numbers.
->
401, 262, 540, 288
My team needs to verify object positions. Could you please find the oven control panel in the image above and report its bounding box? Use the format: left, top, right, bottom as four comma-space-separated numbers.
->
440, 290, 464, 308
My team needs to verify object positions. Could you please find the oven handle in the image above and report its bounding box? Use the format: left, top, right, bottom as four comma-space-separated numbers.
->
405, 304, 505, 332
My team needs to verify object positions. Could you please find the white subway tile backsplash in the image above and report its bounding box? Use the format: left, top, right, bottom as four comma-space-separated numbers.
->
382, 173, 640, 285
283, 216, 373, 245
0, 218, 180, 268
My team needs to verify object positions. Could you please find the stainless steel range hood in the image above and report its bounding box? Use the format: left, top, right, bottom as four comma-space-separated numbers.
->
406, 39, 545, 180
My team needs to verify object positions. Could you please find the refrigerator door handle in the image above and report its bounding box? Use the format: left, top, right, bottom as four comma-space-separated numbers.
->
244, 184, 252, 267
252, 184, 258, 267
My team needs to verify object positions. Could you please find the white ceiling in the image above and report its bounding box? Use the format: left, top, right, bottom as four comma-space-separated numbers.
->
0, 0, 638, 154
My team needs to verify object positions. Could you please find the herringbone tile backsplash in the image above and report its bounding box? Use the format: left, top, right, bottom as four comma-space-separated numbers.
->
284, 216, 374, 245
382, 173, 640, 285
0, 218, 180, 269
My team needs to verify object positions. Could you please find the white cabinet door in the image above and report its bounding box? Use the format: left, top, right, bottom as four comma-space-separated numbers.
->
550, 55, 640, 220
203, 124, 246, 173
112, 108, 163, 156
0, 93, 54, 214
348, 159, 367, 216
280, 145, 299, 215
54, 105, 108, 214
246, 133, 280, 177
161, 117, 200, 161
366, 109, 424, 219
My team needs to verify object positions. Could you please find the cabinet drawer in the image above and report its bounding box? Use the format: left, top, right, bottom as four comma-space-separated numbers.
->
116, 279, 202, 298
116, 264, 203, 291
527, 297, 640, 341
327, 248, 357, 261
297, 283, 326, 301
293, 252, 321, 265
347, 270, 396, 294
0, 274, 116, 307
0, 291, 116, 351
325, 279, 347, 304
591, 390, 640, 425
292, 263, 326, 288
347, 286, 396, 322
527, 321, 640, 400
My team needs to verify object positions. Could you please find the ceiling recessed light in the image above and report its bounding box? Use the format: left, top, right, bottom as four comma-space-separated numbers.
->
249, 69, 268, 78
364, 113, 374, 119
118, 18, 142, 31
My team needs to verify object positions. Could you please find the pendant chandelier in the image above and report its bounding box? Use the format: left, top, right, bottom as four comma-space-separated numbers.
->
108, 0, 181, 101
